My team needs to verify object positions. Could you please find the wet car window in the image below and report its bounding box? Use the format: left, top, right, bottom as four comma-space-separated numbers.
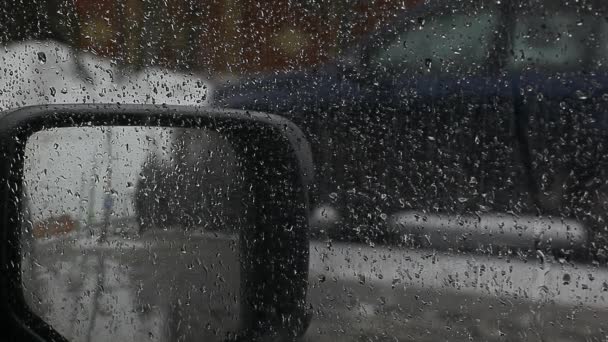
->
372, 10, 497, 73
4, 0, 608, 341
511, 9, 603, 71
512, 14, 591, 69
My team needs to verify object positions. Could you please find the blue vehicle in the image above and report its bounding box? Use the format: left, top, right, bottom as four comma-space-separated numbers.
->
215, 0, 608, 258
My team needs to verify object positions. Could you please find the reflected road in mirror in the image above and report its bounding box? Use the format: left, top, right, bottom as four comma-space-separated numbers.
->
20, 126, 245, 342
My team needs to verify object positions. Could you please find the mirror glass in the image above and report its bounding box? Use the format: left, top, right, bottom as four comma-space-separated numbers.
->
20, 126, 246, 342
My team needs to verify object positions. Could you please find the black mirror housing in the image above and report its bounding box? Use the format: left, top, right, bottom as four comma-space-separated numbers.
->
0, 104, 313, 341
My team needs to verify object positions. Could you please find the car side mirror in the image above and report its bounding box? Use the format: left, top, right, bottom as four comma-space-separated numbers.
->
0, 104, 313, 341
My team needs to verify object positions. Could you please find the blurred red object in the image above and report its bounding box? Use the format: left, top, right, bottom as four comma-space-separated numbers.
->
32, 214, 77, 239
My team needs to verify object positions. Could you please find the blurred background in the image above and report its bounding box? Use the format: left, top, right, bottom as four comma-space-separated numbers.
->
1, 0, 421, 76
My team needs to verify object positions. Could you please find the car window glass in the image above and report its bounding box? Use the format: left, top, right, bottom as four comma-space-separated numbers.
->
372, 11, 497, 74
4, 1, 608, 341
510, 12, 599, 70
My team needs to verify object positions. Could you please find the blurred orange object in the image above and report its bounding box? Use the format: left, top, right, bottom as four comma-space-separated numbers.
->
32, 214, 77, 239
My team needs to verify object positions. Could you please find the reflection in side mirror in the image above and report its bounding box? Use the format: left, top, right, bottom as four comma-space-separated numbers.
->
0, 105, 312, 342
21, 126, 245, 341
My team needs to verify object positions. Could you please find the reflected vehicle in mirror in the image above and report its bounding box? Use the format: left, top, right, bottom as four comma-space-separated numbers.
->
1, 104, 312, 342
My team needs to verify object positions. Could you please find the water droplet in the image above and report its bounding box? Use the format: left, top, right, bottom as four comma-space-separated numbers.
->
424, 58, 432, 70
37, 52, 46, 64
537, 93, 544, 102
575, 90, 588, 100
536, 250, 545, 263
417, 17, 425, 28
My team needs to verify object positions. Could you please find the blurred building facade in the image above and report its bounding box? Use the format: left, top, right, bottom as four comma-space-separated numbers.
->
72, 0, 421, 76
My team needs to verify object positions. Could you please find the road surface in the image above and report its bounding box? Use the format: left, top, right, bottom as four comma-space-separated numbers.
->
21, 227, 608, 342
